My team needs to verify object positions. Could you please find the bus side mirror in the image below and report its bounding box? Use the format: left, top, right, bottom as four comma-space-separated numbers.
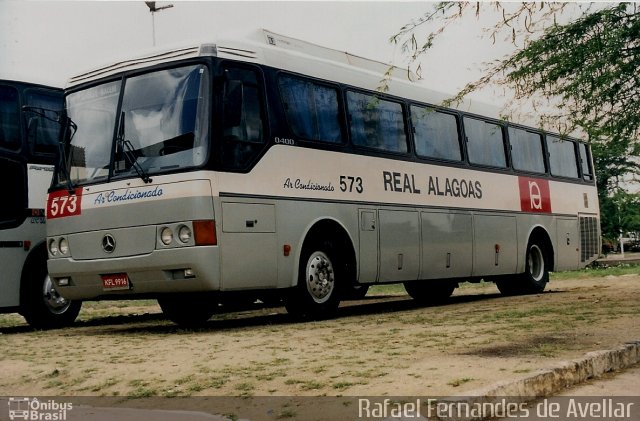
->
223, 80, 243, 129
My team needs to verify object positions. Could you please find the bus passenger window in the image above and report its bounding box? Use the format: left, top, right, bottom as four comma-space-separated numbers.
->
222, 67, 266, 169
508, 127, 545, 174
279, 75, 342, 143
579, 143, 594, 181
547, 135, 579, 178
464, 117, 507, 168
346, 91, 407, 153
411, 106, 461, 161
0, 85, 21, 150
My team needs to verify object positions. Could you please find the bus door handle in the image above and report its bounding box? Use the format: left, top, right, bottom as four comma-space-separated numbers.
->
246, 220, 257, 228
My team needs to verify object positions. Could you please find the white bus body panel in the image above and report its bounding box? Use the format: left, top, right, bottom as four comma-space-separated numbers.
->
47, 146, 599, 300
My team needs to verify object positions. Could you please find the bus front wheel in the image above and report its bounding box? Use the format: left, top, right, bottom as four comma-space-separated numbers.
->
20, 253, 81, 329
496, 241, 549, 295
285, 239, 342, 319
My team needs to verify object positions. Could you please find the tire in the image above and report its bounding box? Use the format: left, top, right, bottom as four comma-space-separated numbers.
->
158, 293, 217, 327
496, 240, 549, 296
285, 239, 342, 319
403, 280, 456, 304
20, 250, 81, 329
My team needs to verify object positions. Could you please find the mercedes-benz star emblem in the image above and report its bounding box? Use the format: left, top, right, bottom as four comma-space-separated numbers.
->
102, 234, 116, 253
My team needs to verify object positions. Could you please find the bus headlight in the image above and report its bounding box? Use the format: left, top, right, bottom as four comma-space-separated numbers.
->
48, 238, 59, 256
58, 238, 69, 255
178, 225, 192, 243
160, 227, 174, 245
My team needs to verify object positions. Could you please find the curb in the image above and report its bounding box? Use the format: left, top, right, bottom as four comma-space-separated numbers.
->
470, 340, 640, 397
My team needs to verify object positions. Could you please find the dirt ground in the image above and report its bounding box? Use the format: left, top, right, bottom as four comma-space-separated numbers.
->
0, 273, 639, 401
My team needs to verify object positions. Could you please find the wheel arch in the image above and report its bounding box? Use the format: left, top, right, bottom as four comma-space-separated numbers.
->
526, 225, 555, 273
292, 217, 357, 288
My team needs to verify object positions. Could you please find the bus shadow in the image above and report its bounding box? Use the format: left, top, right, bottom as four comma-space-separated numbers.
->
0, 289, 563, 335
99, 290, 528, 335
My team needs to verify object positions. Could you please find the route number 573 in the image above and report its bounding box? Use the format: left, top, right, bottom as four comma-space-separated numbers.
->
47, 188, 83, 219
339, 175, 364, 193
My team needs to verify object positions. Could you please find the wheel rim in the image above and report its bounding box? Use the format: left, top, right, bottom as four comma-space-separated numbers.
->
305, 251, 335, 304
528, 244, 545, 282
42, 275, 72, 314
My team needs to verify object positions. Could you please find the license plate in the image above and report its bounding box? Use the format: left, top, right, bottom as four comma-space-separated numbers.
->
101, 273, 130, 290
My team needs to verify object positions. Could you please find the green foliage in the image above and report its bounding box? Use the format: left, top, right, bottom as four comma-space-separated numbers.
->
504, 3, 640, 142
599, 190, 640, 242
392, 3, 640, 143
392, 2, 640, 241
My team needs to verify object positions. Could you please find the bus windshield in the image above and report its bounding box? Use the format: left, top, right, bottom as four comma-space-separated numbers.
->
63, 64, 210, 186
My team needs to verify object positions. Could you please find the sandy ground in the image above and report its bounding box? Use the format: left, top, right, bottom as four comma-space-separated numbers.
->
0, 274, 639, 403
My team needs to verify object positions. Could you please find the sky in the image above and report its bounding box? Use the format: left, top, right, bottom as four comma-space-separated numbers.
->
0, 1, 515, 105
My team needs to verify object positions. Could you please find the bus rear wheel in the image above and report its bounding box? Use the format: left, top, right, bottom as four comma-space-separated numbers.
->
496, 241, 549, 295
285, 239, 342, 319
158, 293, 217, 327
403, 280, 456, 304
20, 253, 81, 329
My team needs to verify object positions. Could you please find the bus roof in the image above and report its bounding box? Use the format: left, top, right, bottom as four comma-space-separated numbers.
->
66, 29, 501, 119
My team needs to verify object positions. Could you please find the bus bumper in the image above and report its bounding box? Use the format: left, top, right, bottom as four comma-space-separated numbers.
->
47, 246, 220, 300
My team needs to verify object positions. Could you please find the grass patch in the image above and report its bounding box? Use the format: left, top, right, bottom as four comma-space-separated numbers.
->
447, 377, 474, 387
551, 263, 640, 280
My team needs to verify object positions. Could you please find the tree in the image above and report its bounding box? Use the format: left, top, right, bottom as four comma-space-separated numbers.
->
392, 2, 640, 242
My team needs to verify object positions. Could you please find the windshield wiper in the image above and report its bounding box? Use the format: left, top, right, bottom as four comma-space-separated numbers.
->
22, 106, 77, 194
115, 112, 152, 184
121, 139, 152, 184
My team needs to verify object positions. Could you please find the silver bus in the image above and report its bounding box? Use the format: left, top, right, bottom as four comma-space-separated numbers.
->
46, 31, 600, 325
0, 79, 81, 328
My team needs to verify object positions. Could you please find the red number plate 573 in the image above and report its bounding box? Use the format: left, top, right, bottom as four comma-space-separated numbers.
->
47, 188, 83, 219
101, 273, 130, 290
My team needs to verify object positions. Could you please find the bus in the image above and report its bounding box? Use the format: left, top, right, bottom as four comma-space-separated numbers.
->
0, 79, 81, 328
45, 30, 600, 325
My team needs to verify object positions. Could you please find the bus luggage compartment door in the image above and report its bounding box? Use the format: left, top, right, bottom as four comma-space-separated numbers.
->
378, 210, 420, 283
358, 209, 378, 283
420, 211, 473, 279
220, 202, 277, 289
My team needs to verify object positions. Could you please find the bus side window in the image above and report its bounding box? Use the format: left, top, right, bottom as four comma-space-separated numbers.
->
222, 67, 266, 169
0, 85, 21, 150
463, 116, 507, 168
346, 91, 407, 154
411, 106, 461, 162
547, 135, 579, 178
579, 143, 594, 181
278, 75, 342, 143
508, 127, 546, 174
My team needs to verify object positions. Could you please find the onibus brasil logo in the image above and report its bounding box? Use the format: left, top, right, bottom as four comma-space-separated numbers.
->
7, 398, 72, 421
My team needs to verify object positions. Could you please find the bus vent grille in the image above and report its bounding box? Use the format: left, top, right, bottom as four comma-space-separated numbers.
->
580, 216, 599, 262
